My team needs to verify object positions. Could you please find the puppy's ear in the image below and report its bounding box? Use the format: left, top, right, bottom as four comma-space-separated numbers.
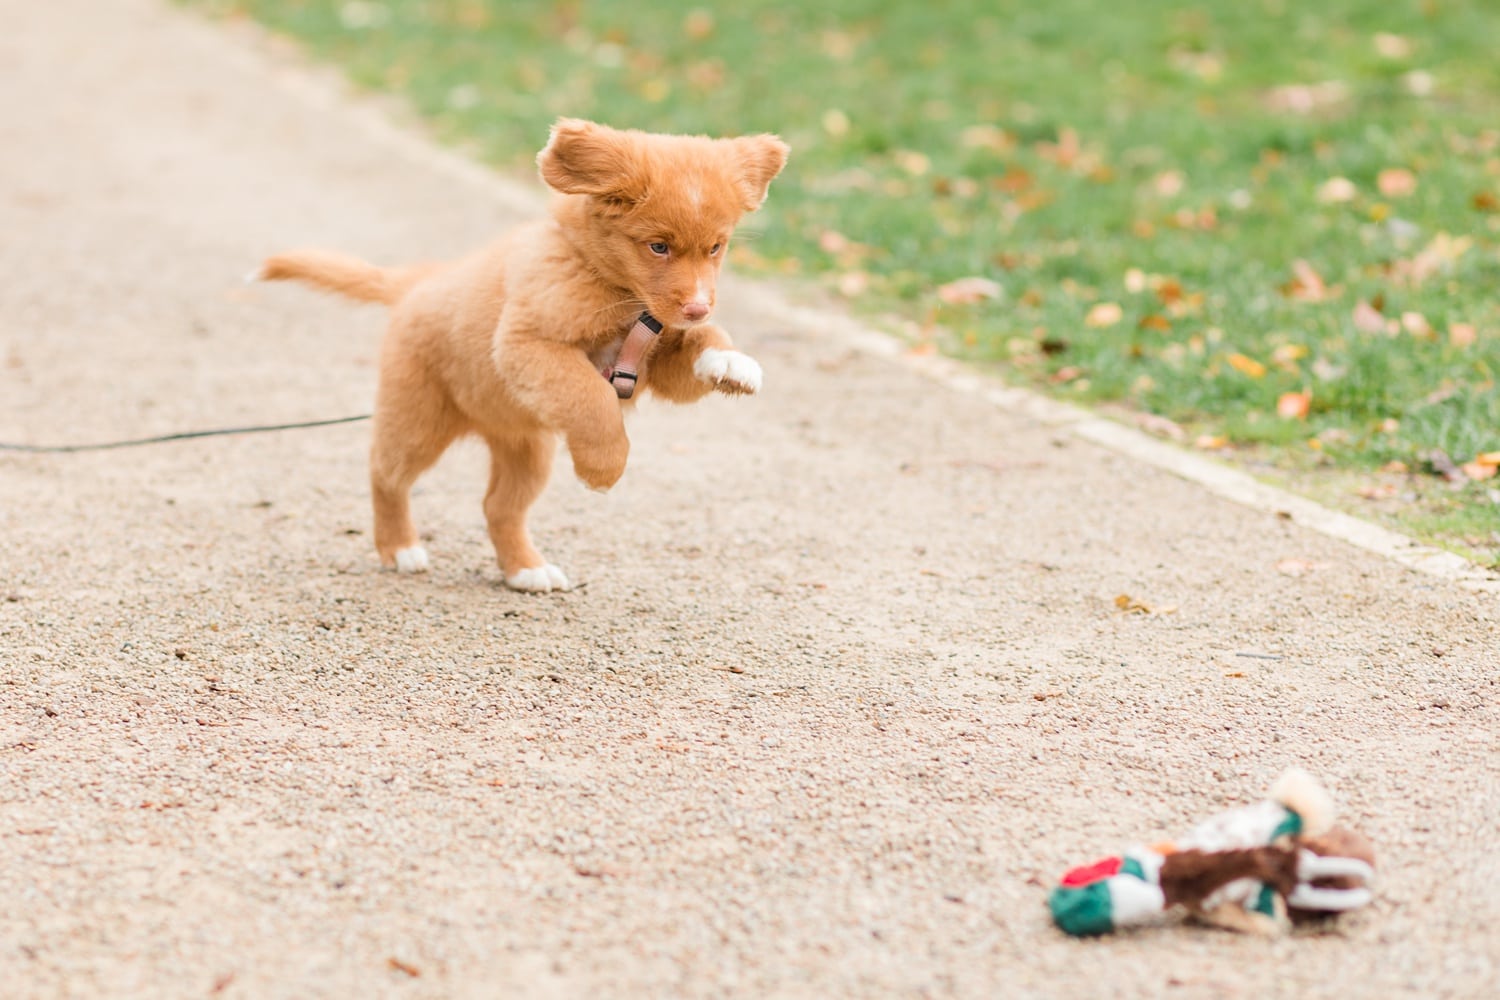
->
537, 119, 640, 204
728, 134, 790, 211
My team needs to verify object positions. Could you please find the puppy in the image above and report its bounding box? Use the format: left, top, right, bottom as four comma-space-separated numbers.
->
258, 119, 788, 591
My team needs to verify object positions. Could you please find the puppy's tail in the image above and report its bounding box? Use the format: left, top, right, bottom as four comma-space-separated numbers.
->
252, 249, 434, 306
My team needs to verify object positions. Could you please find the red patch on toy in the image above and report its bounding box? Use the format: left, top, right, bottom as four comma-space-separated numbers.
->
1060, 856, 1123, 887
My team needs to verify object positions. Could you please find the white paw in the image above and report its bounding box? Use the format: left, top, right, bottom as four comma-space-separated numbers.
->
393, 545, 430, 573
694, 348, 762, 394
505, 564, 570, 593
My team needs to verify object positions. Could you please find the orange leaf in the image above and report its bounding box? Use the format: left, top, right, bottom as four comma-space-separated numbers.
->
1137, 314, 1171, 332
1461, 460, 1498, 481
1227, 353, 1267, 378
1277, 391, 1311, 419
1378, 167, 1418, 197
1449, 323, 1477, 348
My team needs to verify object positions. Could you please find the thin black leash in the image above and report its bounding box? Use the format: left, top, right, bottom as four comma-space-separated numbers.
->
0, 414, 372, 454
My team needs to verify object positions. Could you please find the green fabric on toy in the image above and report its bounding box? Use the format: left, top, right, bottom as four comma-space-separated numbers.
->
1049, 769, 1376, 936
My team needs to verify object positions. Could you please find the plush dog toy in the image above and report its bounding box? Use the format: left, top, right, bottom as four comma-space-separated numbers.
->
1049, 769, 1376, 936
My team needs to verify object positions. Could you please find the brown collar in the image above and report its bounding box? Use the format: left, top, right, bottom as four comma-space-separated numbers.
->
600, 312, 662, 399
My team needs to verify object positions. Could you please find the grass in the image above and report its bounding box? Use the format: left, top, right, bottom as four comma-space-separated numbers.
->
191, 0, 1500, 562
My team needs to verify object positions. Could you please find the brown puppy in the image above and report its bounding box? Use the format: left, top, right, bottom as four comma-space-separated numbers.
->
258, 119, 788, 591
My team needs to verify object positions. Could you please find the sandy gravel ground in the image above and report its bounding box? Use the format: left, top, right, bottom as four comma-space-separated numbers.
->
2, 2, 1497, 997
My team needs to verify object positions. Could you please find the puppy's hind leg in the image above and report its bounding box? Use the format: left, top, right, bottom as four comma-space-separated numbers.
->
369, 379, 462, 573
483, 431, 568, 593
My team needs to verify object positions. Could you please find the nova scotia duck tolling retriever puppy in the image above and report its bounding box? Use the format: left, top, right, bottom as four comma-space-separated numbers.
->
256, 119, 789, 592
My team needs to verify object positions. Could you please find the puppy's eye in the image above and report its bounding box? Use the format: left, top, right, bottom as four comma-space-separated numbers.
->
710, 243, 723, 256
648, 242, 669, 256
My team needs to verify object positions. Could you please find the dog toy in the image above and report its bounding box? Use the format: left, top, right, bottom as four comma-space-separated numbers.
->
1049, 769, 1376, 936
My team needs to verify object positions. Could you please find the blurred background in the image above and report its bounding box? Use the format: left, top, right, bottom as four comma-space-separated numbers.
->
193, 0, 1500, 561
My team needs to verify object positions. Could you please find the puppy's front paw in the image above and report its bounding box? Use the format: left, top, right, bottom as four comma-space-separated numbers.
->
569, 436, 629, 492
505, 564, 570, 593
694, 348, 762, 395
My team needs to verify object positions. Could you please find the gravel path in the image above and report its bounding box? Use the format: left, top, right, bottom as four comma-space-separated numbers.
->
2, 2, 1496, 997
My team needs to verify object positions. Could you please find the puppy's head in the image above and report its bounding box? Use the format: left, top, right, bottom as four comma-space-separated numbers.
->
538, 119, 788, 328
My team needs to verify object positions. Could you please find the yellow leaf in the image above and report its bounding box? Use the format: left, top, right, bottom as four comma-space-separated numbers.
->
1318, 177, 1358, 203
1085, 302, 1123, 327
1272, 344, 1308, 367
1228, 353, 1267, 378
821, 108, 850, 137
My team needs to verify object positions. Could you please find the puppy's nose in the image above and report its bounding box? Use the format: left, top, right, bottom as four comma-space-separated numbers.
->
681, 300, 711, 322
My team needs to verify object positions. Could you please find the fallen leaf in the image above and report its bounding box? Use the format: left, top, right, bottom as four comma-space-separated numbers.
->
1085, 302, 1123, 327
682, 9, 716, 40
1477, 451, 1500, 464
1461, 460, 1497, 481
1381, 460, 1409, 474
1318, 177, 1358, 203
821, 108, 850, 136
1115, 594, 1151, 614
387, 957, 421, 978
1351, 299, 1389, 335
818, 230, 851, 254
1153, 170, 1185, 197
1473, 191, 1500, 212
1137, 313, 1171, 332
1124, 268, 1148, 293
1195, 434, 1228, 449
1154, 279, 1185, 304
1050, 365, 1084, 383
1265, 81, 1349, 114
1227, 353, 1267, 378
836, 271, 869, 297
1426, 449, 1466, 483
1449, 323, 1477, 347
1285, 259, 1337, 302
1272, 344, 1308, 367
1135, 413, 1186, 440
936, 276, 1003, 304
1277, 391, 1311, 419
1401, 311, 1435, 339
990, 167, 1034, 193
894, 149, 931, 176
1373, 33, 1413, 59
1378, 167, 1418, 197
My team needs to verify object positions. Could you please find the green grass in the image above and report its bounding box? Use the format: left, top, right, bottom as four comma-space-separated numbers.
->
192, 0, 1499, 559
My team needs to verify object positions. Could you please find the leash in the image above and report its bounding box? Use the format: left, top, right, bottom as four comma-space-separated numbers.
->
0, 413, 372, 454
7, 312, 659, 452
